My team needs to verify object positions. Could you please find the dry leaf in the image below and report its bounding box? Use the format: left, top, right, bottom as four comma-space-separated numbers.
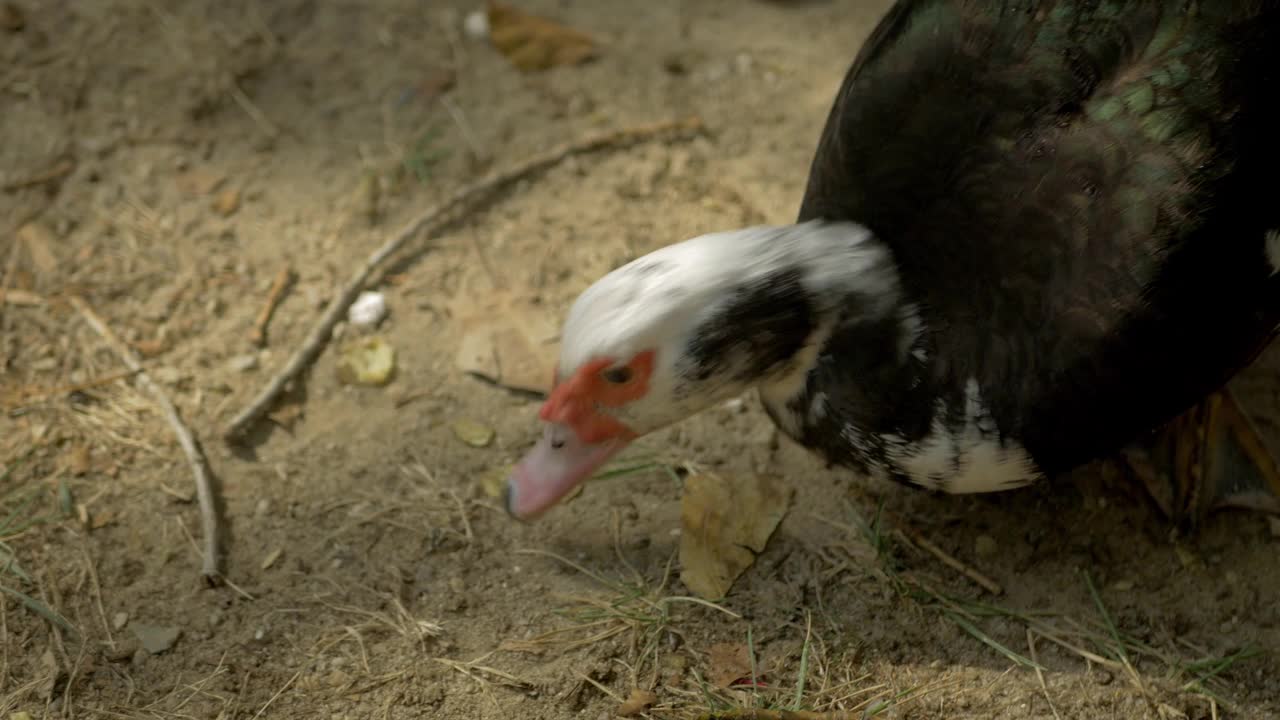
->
17, 221, 58, 276
451, 419, 495, 448
487, 1, 597, 72
679, 473, 792, 600
67, 444, 91, 476
706, 642, 754, 688
617, 688, 658, 716
454, 291, 557, 395
336, 336, 396, 386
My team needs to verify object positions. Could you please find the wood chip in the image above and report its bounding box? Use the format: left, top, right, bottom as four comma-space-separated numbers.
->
679, 473, 792, 600
487, 1, 597, 72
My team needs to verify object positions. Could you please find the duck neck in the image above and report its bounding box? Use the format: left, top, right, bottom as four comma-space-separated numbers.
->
664, 219, 913, 396
720, 222, 931, 468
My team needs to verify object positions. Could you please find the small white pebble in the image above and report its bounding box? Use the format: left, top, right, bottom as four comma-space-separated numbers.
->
463, 10, 489, 40
722, 397, 744, 412
348, 291, 388, 327
228, 354, 258, 372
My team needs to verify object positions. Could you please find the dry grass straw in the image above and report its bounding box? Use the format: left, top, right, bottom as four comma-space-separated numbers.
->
820, 499, 1259, 715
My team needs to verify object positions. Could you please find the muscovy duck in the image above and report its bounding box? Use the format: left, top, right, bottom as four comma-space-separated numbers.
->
505, 1, 1280, 526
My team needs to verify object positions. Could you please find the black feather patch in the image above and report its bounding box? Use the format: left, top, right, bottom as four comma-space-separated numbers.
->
683, 268, 816, 383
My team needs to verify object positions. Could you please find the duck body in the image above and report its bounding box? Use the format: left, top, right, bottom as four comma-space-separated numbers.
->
504, 1, 1280, 520
775, 0, 1280, 491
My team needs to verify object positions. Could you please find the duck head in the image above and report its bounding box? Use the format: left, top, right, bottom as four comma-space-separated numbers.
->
503, 220, 902, 520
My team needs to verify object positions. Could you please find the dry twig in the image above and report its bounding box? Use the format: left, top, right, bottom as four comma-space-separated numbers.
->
68, 295, 223, 581
222, 115, 705, 442
249, 265, 296, 347
894, 523, 1003, 596
1027, 628, 1062, 720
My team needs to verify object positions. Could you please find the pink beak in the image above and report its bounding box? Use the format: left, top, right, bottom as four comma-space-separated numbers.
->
504, 422, 629, 520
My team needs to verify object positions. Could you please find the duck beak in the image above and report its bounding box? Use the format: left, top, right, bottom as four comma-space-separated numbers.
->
504, 422, 629, 520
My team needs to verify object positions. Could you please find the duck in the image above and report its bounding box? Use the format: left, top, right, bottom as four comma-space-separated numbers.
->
504, 1, 1280, 527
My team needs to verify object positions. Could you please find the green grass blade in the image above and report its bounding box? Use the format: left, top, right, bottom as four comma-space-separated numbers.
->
0, 581, 77, 637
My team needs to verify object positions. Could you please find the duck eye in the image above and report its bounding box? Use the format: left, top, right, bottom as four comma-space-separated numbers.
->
602, 366, 633, 384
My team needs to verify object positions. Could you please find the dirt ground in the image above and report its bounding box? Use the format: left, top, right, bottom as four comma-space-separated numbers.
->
2, 1, 1279, 718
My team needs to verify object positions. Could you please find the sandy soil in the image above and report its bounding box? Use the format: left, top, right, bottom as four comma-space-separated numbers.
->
2, 1, 1278, 718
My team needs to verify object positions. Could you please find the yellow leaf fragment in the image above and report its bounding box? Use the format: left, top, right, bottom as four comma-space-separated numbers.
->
678, 473, 791, 600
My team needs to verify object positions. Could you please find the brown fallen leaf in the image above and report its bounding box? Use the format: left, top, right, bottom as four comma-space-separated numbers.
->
67, 444, 91, 476
679, 473, 792, 600
706, 642, 755, 688
453, 291, 557, 395
487, 1, 597, 72
617, 687, 658, 716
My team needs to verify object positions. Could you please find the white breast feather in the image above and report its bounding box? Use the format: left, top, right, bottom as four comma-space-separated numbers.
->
881, 378, 1042, 493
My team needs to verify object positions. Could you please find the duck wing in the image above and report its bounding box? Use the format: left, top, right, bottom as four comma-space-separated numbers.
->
798, 1, 1280, 468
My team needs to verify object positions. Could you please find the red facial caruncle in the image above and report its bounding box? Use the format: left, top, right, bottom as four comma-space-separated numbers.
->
539, 350, 657, 444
